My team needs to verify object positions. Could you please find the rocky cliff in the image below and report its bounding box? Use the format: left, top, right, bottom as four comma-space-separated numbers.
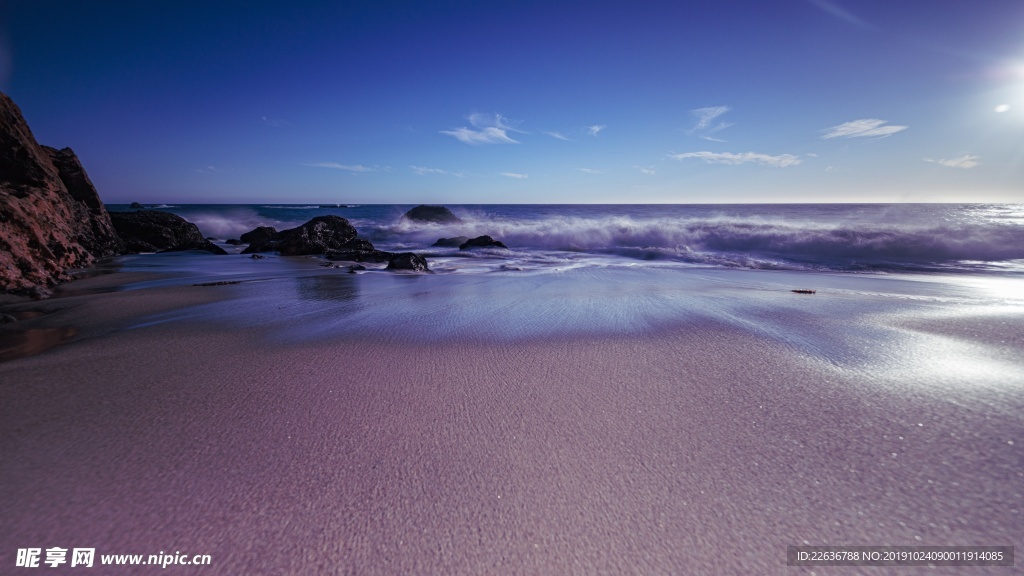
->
0, 91, 122, 294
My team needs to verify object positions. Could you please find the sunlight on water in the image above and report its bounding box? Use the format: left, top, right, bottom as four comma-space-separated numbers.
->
116, 262, 1024, 397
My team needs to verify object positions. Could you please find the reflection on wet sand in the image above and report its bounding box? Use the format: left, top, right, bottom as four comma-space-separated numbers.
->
0, 327, 78, 362
294, 274, 360, 302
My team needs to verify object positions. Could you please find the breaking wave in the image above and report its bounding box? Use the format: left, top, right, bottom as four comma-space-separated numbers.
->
369, 214, 1024, 272
174, 208, 304, 239
151, 203, 1024, 273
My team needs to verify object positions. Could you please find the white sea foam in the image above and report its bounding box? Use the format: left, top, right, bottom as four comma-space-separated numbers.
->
364, 213, 1024, 272
152, 204, 1024, 273
180, 208, 304, 239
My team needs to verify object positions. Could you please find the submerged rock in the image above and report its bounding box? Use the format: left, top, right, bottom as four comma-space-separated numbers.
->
459, 235, 508, 250
110, 211, 227, 255
1, 90, 124, 293
402, 205, 462, 224
386, 252, 430, 272
432, 236, 469, 248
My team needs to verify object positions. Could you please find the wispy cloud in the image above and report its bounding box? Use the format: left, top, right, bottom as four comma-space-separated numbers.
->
669, 151, 802, 168
806, 0, 874, 29
441, 112, 522, 145
578, 168, 603, 174
635, 165, 656, 175
821, 119, 907, 139
261, 116, 291, 128
544, 131, 574, 141
924, 155, 980, 169
191, 165, 222, 174
307, 163, 390, 173
586, 124, 606, 136
691, 106, 731, 131
500, 172, 529, 179
410, 165, 464, 177
688, 106, 734, 141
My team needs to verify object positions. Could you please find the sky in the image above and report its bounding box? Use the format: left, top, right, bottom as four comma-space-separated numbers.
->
2, 0, 1023, 204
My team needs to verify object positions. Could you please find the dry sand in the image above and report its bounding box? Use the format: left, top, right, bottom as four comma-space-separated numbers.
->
1, 270, 1021, 575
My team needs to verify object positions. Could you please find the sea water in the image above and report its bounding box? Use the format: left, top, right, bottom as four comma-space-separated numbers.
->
102, 203, 1024, 372
108, 203, 1024, 275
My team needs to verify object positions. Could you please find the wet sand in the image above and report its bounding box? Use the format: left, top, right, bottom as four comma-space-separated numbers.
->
1, 268, 1021, 574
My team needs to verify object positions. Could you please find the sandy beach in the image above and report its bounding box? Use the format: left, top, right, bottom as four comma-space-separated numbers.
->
1, 263, 1021, 575
5, 0, 1024, 570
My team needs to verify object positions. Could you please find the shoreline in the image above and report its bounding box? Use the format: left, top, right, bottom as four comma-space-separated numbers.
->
1, 263, 1021, 574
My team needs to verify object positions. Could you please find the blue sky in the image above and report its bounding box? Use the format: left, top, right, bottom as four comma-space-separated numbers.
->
2, 0, 1023, 203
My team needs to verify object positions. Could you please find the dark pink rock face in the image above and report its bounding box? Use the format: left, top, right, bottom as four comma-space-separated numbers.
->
0, 91, 121, 293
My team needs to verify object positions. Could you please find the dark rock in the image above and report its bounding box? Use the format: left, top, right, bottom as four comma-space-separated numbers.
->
348, 264, 366, 273
239, 226, 278, 244
317, 234, 394, 262
324, 248, 394, 263
225, 238, 242, 245
791, 289, 817, 294
1, 90, 123, 293
249, 254, 265, 259
459, 235, 508, 250
129, 202, 144, 209
205, 236, 216, 241
338, 238, 375, 252
386, 252, 430, 272
432, 236, 469, 248
401, 205, 462, 224
243, 216, 356, 256
43, 146, 122, 257
110, 211, 227, 255
0, 313, 17, 323
277, 216, 357, 255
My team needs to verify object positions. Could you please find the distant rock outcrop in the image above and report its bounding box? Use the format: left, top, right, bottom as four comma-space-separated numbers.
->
401, 205, 462, 224
110, 211, 227, 254
459, 235, 508, 250
222, 216, 433, 272
1, 90, 123, 294
242, 215, 358, 255
129, 202, 144, 209
432, 236, 469, 248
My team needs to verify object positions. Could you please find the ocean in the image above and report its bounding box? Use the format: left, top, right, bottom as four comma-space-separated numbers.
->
93, 202, 1024, 351
109, 203, 1024, 275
